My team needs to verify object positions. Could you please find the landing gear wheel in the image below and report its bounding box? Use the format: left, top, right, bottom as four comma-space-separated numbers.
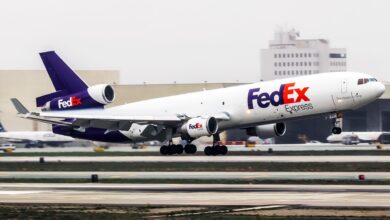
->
332, 127, 342, 134
211, 146, 219, 156
220, 145, 228, 155
160, 145, 168, 155
167, 145, 176, 155
175, 144, 184, 154
184, 144, 197, 154
204, 146, 212, 156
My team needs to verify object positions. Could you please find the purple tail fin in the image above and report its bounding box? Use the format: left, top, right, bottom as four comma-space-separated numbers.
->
36, 51, 89, 107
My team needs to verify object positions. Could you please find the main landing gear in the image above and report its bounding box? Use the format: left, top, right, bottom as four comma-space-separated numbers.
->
160, 141, 197, 155
331, 113, 343, 134
204, 134, 228, 156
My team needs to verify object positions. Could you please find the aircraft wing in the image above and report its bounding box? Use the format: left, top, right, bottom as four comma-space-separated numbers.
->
11, 98, 230, 131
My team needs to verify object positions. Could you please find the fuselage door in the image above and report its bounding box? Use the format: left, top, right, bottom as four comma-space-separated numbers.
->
341, 79, 348, 93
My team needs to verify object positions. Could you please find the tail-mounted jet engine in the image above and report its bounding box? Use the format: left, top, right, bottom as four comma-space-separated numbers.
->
42, 84, 115, 111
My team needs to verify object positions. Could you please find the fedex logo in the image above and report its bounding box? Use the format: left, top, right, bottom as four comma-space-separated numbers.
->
58, 96, 82, 109
247, 83, 310, 109
189, 123, 203, 129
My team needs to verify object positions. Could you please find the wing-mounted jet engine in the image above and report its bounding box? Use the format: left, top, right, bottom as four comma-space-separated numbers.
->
246, 122, 286, 139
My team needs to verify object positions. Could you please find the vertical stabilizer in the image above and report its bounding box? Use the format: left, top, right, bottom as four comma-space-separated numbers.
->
36, 51, 89, 107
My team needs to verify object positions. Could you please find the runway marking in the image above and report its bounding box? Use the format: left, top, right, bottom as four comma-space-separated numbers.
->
0, 190, 46, 195
149, 205, 288, 218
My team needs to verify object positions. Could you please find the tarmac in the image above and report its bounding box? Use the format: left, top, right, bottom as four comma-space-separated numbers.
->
0, 183, 389, 207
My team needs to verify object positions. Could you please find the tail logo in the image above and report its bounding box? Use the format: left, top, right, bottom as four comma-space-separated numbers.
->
58, 96, 82, 109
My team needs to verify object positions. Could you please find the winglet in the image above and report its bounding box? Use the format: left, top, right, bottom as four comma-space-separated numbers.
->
10, 98, 30, 114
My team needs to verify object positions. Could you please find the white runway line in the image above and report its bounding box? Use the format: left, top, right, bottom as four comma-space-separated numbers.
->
2, 155, 390, 162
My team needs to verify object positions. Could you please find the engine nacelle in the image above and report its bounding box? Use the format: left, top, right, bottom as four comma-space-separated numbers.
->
246, 123, 286, 139
42, 84, 115, 111
181, 117, 218, 138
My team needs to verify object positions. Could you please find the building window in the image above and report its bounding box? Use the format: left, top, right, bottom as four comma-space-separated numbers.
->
287, 62, 290, 66
283, 54, 285, 58
287, 54, 290, 58
309, 53, 311, 57
296, 62, 299, 66
300, 53, 303, 57
304, 62, 307, 66
304, 53, 307, 57
283, 62, 285, 66
283, 71, 286, 75
309, 62, 311, 66
292, 62, 294, 66
274, 62, 277, 67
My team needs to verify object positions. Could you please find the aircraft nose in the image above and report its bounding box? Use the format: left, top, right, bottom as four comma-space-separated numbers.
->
376, 82, 386, 97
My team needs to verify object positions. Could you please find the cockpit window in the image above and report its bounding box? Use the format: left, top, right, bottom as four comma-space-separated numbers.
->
358, 78, 377, 85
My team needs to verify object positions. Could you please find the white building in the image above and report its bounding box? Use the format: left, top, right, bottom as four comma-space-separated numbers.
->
261, 29, 347, 81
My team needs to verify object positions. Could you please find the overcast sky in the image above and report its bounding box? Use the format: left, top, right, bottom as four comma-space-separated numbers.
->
0, 0, 389, 84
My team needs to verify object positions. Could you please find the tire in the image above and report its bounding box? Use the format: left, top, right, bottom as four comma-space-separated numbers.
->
332, 127, 342, 134
220, 145, 228, 155
167, 145, 176, 155
160, 145, 168, 155
175, 144, 184, 154
185, 144, 197, 154
204, 146, 212, 156
190, 144, 197, 154
211, 146, 219, 156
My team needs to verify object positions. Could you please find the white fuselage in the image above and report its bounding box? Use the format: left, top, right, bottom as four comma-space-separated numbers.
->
107, 72, 384, 137
327, 132, 388, 143
0, 131, 75, 144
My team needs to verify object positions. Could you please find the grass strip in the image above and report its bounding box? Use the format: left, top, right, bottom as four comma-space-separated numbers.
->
0, 178, 388, 185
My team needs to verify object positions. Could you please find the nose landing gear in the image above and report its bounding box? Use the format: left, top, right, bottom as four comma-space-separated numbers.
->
331, 113, 343, 134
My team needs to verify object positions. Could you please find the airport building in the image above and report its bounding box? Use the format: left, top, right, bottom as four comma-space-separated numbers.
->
260, 29, 347, 81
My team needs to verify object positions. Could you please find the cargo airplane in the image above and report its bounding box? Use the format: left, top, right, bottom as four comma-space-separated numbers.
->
11, 51, 385, 155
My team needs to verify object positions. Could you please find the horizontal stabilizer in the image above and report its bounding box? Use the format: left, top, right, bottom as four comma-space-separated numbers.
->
0, 122, 6, 132
10, 98, 30, 114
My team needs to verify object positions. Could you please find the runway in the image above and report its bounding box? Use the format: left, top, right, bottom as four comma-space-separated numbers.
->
2, 155, 390, 162
11, 144, 390, 153
0, 183, 389, 207
0, 171, 389, 180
